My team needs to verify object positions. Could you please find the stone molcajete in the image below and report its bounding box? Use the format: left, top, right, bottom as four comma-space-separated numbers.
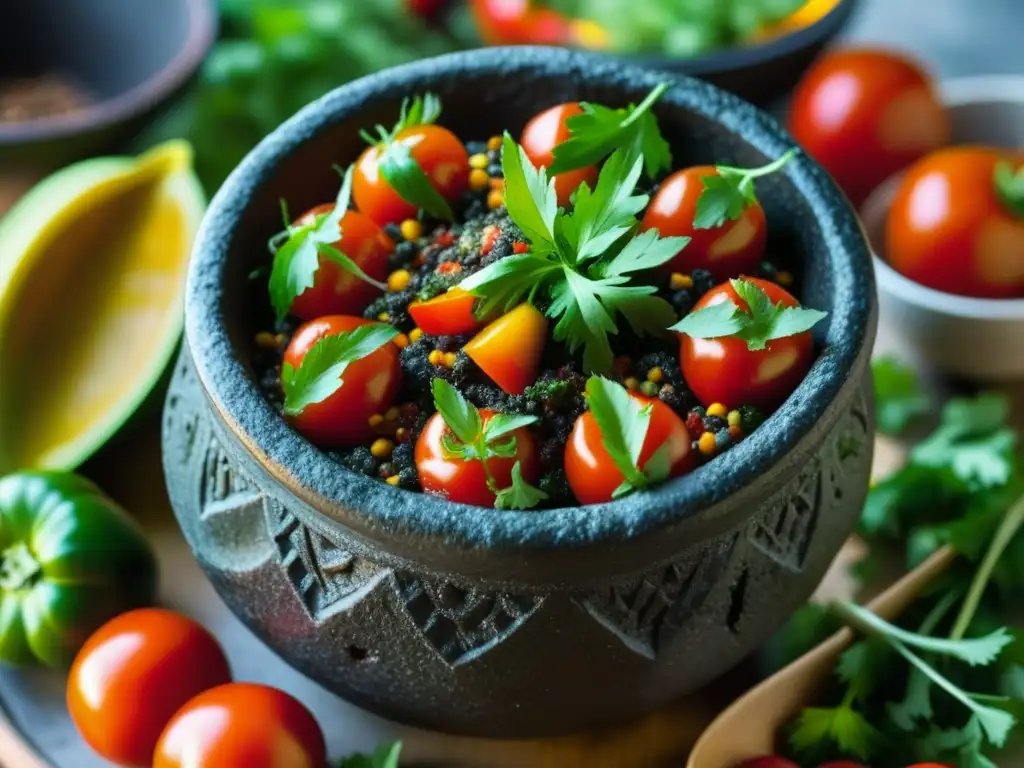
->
161, 47, 877, 738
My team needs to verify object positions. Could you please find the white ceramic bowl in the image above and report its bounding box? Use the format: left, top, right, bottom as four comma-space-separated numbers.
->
861, 76, 1024, 381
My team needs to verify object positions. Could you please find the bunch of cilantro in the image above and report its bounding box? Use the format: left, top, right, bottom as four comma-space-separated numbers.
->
767, 359, 1024, 768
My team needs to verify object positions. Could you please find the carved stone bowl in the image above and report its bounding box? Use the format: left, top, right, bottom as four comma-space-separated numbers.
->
161, 47, 877, 738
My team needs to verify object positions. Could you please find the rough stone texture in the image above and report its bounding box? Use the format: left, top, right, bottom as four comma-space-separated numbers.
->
163, 48, 877, 737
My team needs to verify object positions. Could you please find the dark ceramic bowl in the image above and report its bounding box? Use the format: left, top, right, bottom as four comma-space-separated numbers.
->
0, 0, 215, 173
161, 47, 877, 738
637, 0, 860, 106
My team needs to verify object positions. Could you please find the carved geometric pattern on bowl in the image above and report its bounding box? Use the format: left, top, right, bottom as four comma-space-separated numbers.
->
392, 574, 543, 667
265, 504, 383, 620
162, 355, 203, 466
577, 532, 739, 659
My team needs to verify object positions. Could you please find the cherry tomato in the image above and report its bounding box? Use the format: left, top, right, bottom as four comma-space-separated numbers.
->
521, 102, 600, 206
283, 315, 402, 447
406, 0, 446, 19
464, 303, 548, 395
353, 125, 469, 227
67, 608, 231, 768
735, 758, 800, 768
788, 48, 949, 206
416, 409, 540, 506
641, 166, 767, 279
564, 394, 694, 505
288, 205, 393, 320
679, 278, 814, 411
408, 288, 484, 336
153, 682, 326, 768
470, 0, 574, 46
886, 147, 1024, 299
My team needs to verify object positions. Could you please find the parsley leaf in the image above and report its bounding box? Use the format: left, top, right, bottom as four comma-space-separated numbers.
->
457, 253, 560, 318
269, 166, 386, 321
500, 133, 557, 249
872, 357, 932, 435
337, 741, 402, 768
584, 376, 672, 498
494, 461, 549, 510
694, 148, 798, 229
430, 378, 540, 505
670, 278, 827, 351
547, 83, 672, 178
789, 704, 883, 762
567, 148, 648, 263
379, 139, 454, 220
911, 394, 1015, 488
281, 323, 398, 417
600, 228, 691, 277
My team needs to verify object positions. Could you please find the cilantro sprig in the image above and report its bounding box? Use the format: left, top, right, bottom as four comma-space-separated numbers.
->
547, 83, 672, 179
670, 278, 827, 351
360, 92, 454, 220
338, 740, 402, 768
585, 376, 673, 498
268, 166, 388, 321
872, 356, 932, 436
281, 323, 398, 417
693, 149, 797, 229
459, 134, 687, 373
431, 379, 548, 510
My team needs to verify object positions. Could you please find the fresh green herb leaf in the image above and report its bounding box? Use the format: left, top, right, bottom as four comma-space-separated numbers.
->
670, 278, 827, 351
494, 461, 549, 510
694, 148, 798, 229
568, 148, 648, 263
337, 740, 402, 768
431, 378, 482, 445
836, 639, 892, 703
500, 133, 558, 249
458, 253, 560, 317
994, 160, 1024, 219
483, 413, 541, 443
600, 228, 691, 277
872, 357, 932, 435
788, 704, 883, 762
547, 83, 672, 178
281, 323, 398, 417
393, 93, 441, 136
379, 139, 454, 220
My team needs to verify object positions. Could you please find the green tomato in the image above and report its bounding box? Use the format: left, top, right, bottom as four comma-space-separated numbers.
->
0, 472, 157, 668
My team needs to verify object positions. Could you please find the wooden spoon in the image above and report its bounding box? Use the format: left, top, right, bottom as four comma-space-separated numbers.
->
687, 546, 957, 768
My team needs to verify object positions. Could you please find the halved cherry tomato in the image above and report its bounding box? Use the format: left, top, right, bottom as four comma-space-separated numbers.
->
788, 48, 949, 206
153, 682, 326, 768
564, 394, 694, 505
408, 288, 484, 336
679, 278, 814, 410
67, 608, 231, 768
283, 315, 402, 447
416, 409, 540, 506
521, 102, 600, 206
641, 165, 767, 279
886, 146, 1024, 299
464, 303, 548, 395
289, 205, 393, 320
735, 758, 800, 768
354, 124, 469, 227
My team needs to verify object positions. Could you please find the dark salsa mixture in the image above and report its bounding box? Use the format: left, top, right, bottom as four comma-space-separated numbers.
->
252, 87, 828, 509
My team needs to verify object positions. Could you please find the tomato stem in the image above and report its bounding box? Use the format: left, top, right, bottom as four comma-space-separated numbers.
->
0, 542, 40, 592
718, 147, 799, 190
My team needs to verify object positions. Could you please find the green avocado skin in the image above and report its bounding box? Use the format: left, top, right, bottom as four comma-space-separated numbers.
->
0, 471, 157, 668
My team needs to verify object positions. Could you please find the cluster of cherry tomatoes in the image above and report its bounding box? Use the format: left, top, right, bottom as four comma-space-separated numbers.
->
789, 48, 1024, 299
66, 608, 327, 767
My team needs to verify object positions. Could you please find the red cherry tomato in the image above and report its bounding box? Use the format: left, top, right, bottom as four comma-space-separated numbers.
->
521, 102, 600, 206
67, 608, 231, 768
470, 0, 574, 45
283, 316, 402, 447
679, 278, 814, 410
641, 166, 767, 279
886, 146, 1024, 299
734, 758, 800, 768
564, 394, 694, 505
288, 205, 393, 320
788, 48, 949, 206
415, 410, 540, 506
408, 288, 484, 336
153, 682, 326, 768
353, 125, 469, 227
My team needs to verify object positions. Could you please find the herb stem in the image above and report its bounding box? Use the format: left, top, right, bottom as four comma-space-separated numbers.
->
949, 491, 1024, 641
620, 82, 669, 130
719, 148, 799, 190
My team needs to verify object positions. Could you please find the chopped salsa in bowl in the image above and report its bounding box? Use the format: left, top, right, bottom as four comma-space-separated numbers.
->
251, 86, 828, 510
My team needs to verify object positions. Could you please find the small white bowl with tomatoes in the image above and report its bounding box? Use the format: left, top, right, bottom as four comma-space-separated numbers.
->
861, 76, 1024, 381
